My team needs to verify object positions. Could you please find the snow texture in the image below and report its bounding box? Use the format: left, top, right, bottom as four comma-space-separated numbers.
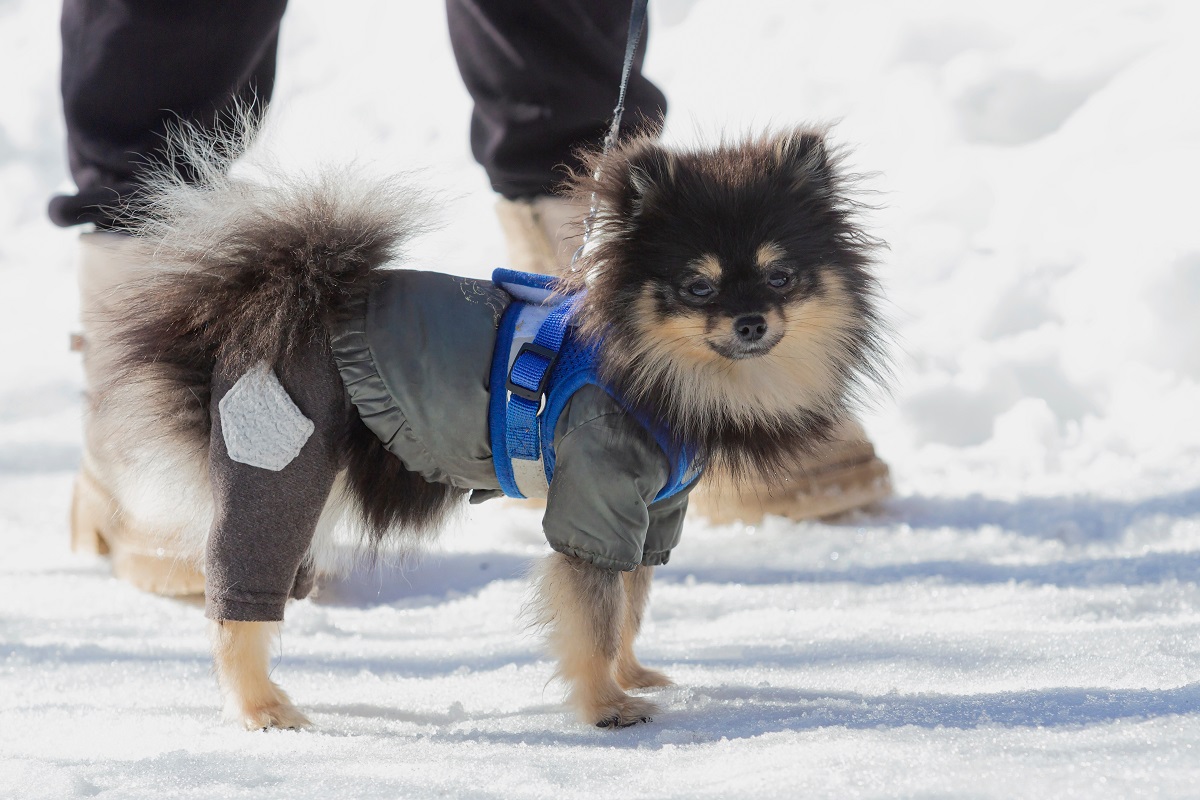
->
219, 363, 314, 472
2, 0, 1200, 798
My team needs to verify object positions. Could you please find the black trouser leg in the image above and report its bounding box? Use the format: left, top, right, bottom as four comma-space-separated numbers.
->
446, 0, 667, 199
51, 0, 667, 225
50, 0, 288, 228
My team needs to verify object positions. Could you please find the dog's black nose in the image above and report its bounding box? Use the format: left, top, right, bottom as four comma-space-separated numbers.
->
734, 314, 768, 342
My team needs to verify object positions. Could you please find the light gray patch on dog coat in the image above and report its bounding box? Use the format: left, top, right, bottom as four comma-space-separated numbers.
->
219, 362, 314, 471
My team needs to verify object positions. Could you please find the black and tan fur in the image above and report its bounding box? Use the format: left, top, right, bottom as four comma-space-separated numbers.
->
562, 129, 886, 484
91, 126, 886, 730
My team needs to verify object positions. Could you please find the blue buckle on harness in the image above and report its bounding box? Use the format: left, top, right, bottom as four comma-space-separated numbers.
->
507, 341, 559, 403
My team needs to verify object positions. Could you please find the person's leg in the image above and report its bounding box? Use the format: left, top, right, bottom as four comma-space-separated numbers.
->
51, 0, 288, 229
446, 0, 664, 200
60, 0, 289, 593
446, 0, 666, 273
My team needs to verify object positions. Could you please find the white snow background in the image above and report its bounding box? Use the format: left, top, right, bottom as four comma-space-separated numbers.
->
3, 0, 1200, 797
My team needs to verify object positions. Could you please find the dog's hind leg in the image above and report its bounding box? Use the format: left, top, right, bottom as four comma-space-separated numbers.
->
534, 553, 658, 728
212, 620, 311, 730
204, 339, 346, 730
614, 566, 673, 691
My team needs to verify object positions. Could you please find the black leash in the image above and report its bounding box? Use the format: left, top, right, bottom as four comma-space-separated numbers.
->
572, 0, 650, 269
602, 0, 650, 158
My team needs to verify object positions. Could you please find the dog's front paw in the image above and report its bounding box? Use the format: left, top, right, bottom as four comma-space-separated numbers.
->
616, 663, 674, 691
240, 701, 312, 731
228, 693, 313, 731
587, 693, 659, 729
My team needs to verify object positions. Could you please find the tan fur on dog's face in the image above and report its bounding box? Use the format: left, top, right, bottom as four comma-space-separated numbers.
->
618, 268, 861, 432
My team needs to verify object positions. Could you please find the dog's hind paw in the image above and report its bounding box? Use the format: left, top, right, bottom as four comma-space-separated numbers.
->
589, 694, 658, 729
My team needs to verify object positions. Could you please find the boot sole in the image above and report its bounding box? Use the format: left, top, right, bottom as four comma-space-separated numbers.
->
693, 456, 893, 525
70, 468, 206, 597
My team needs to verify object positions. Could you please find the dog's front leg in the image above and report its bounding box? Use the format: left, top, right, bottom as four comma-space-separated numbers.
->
615, 566, 673, 691
534, 553, 658, 728
212, 620, 311, 730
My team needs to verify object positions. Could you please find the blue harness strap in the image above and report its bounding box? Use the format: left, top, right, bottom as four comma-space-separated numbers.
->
505, 295, 578, 463
488, 268, 700, 501
488, 268, 566, 498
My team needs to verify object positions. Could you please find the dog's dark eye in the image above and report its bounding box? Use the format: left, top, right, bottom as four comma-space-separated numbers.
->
767, 270, 792, 289
685, 279, 716, 298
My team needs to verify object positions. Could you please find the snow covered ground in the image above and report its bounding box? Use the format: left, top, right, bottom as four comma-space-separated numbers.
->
3, 0, 1200, 797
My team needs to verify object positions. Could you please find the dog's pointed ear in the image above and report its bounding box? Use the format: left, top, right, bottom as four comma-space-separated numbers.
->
771, 130, 832, 193
619, 142, 677, 216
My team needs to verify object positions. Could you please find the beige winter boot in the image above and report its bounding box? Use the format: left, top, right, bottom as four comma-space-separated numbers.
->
689, 418, 892, 524
71, 231, 206, 596
495, 198, 893, 522
495, 196, 591, 275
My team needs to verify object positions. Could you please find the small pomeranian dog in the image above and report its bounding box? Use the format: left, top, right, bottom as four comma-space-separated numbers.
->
84, 126, 885, 730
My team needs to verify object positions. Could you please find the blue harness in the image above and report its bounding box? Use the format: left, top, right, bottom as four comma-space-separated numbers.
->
487, 268, 699, 501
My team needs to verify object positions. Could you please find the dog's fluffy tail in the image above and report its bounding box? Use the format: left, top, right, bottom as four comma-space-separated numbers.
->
115, 126, 429, 390
101, 123, 462, 548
